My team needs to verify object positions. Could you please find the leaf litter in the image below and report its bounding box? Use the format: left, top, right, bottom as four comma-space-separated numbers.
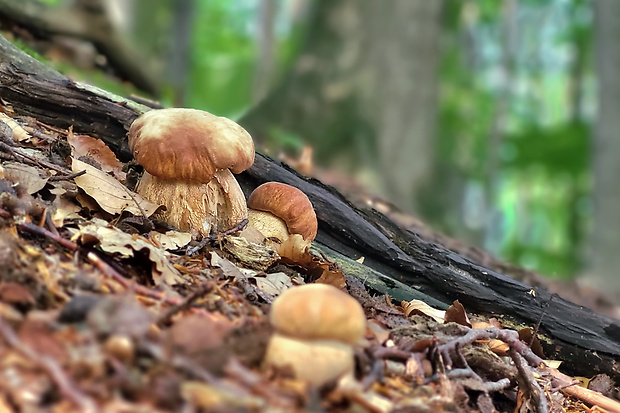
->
0, 110, 616, 413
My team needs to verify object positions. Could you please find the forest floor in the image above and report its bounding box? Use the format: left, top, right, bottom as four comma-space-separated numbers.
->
0, 107, 617, 413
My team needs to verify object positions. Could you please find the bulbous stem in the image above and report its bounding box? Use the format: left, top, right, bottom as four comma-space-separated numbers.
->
136, 169, 247, 237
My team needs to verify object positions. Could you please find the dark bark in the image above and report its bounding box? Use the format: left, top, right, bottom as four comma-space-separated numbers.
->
1, 35, 619, 382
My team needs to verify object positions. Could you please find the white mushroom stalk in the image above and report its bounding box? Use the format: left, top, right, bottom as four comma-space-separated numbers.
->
128, 108, 255, 237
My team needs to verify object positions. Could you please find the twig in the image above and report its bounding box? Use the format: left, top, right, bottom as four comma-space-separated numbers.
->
16, 222, 182, 304
544, 367, 620, 413
530, 294, 554, 347
36, 120, 69, 136
187, 218, 249, 256
156, 280, 216, 327
0, 315, 98, 412
47, 170, 86, 181
0, 140, 71, 174
510, 349, 548, 413
437, 326, 544, 369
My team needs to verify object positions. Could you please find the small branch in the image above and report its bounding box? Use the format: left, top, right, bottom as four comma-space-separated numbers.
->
16, 222, 182, 304
187, 218, 249, 256
544, 367, 620, 413
48, 170, 87, 181
510, 349, 548, 413
156, 280, 216, 327
0, 140, 71, 174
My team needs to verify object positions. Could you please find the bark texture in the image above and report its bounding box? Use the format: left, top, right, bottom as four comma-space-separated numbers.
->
1, 34, 620, 382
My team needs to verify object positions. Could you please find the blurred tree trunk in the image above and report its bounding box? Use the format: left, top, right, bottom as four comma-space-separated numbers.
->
241, 0, 443, 214
253, 0, 276, 104
588, 0, 620, 292
168, 0, 194, 106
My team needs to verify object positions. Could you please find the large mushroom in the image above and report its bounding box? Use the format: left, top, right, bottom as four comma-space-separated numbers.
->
128, 108, 255, 236
247, 182, 317, 251
264, 283, 367, 386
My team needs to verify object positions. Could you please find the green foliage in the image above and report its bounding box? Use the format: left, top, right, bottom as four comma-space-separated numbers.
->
433, 0, 593, 279
186, 0, 303, 119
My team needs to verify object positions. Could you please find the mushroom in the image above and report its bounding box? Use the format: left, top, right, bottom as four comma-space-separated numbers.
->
247, 182, 317, 251
264, 283, 366, 386
128, 108, 255, 236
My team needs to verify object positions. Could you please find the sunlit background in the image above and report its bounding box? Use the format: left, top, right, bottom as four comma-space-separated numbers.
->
3, 0, 619, 294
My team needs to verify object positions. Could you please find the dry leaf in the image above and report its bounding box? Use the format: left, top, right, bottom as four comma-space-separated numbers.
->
0, 113, 31, 142
149, 231, 192, 251
68, 132, 126, 182
253, 272, 294, 296
72, 158, 160, 217
72, 219, 188, 286
2, 162, 48, 194
401, 300, 446, 323
51, 197, 82, 227
444, 300, 471, 327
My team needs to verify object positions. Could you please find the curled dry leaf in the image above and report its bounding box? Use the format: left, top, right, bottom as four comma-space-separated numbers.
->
401, 299, 446, 323
0, 113, 31, 142
444, 300, 472, 327
68, 132, 126, 182
2, 162, 48, 194
71, 158, 161, 217
72, 219, 188, 286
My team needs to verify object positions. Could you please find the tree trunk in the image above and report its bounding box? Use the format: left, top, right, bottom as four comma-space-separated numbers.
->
1, 34, 620, 383
241, 0, 443, 214
587, 0, 620, 293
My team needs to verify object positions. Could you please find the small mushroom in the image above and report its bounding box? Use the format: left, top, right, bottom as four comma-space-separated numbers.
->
264, 283, 366, 386
247, 182, 317, 251
128, 108, 255, 236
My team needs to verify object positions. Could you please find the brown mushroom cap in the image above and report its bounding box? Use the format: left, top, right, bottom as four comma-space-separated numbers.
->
247, 182, 317, 241
269, 284, 366, 345
128, 108, 255, 182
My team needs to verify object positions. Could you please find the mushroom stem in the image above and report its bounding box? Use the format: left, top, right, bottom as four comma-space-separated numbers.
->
136, 169, 247, 236
264, 333, 355, 386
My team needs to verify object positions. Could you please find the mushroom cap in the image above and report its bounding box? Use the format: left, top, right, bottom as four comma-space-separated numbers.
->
269, 284, 366, 345
129, 108, 255, 182
247, 182, 317, 241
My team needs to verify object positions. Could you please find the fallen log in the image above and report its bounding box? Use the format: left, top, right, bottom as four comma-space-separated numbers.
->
1, 34, 618, 382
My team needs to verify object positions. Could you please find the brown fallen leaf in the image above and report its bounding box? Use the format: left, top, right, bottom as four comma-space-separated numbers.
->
149, 231, 192, 251
72, 219, 189, 286
2, 162, 48, 194
72, 158, 161, 217
68, 131, 126, 182
443, 300, 472, 327
0, 113, 31, 142
401, 299, 445, 322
